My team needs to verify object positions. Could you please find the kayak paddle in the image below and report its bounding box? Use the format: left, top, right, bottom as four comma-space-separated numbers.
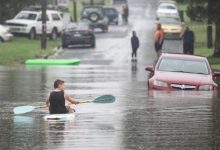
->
89, 95, 115, 103
13, 105, 47, 115
13, 95, 115, 115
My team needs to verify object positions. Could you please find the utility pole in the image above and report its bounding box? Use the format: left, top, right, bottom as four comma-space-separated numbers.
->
73, 0, 77, 22
207, 0, 213, 48
41, 0, 47, 50
90, 0, 94, 5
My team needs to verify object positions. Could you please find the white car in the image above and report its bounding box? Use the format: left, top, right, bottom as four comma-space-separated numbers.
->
5, 10, 63, 40
0, 24, 13, 43
157, 0, 177, 6
157, 3, 179, 18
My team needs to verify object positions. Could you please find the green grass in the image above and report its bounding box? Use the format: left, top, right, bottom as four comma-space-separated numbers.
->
0, 37, 60, 65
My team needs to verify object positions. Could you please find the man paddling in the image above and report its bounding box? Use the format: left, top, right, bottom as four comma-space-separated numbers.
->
46, 79, 87, 114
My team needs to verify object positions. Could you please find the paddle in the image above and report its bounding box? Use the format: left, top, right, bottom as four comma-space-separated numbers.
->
13, 95, 115, 115
13, 105, 47, 115
88, 95, 115, 103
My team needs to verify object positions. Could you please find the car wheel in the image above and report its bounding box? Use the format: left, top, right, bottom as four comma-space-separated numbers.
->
29, 28, 36, 40
103, 26, 108, 33
62, 42, 68, 49
88, 12, 101, 23
91, 40, 96, 48
50, 28, 58, 40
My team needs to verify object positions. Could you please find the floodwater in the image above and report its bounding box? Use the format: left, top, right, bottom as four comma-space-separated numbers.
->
1, 0, 220, 149
1, 62, 220, 150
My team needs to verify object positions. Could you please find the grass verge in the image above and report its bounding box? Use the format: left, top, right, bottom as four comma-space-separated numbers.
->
0, 37, 60, 65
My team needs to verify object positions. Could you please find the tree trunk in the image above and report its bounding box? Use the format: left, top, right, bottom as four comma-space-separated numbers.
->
213, 21, 220, 57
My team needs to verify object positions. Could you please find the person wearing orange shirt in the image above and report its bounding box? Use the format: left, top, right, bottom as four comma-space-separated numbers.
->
153, 23, 164, 58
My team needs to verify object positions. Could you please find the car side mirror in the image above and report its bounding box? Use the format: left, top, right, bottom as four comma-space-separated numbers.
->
213, 71, 220, 77
145, 66, 154, 72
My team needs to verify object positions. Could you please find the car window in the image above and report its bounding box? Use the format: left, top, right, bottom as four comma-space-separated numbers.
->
37, 14, 49, 21
158, 58, 210, 75
159, 17, 180, 24
52, 13, 61, 21
159, 4, 176, 10
104, 9, 116, 15
82, 7, 102, 15
15, 12, 37, 20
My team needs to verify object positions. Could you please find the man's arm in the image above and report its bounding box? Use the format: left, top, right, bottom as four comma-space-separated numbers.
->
64, 92, 88, 104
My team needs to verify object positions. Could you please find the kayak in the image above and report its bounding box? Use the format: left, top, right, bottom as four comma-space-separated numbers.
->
43, 113, 75, 121
25, 59, 80, 65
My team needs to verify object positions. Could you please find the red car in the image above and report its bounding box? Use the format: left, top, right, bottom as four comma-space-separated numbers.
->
145, 53, 220, 90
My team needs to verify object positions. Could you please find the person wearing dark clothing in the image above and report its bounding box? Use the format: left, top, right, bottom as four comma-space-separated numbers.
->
131, 31, 139, 61
46, 79, 87, 114
180, 26, 195, 54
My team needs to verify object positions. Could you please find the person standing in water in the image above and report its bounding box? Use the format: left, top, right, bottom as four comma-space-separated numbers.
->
153, 23, 164, 58
131, 30, 140, 61
46, 79, 87, 114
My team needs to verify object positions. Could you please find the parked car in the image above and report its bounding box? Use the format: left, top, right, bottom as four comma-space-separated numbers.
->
80, 5, 109, 32
62, 22, 95, 48
156, 3, 179, 18
0, 24, 13, 43
145, 53, 220, 90
158, 16, 183, 39
104, 7, 119, 25
5, 9, 63, 40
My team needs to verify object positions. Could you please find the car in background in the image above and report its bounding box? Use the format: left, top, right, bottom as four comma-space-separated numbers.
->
104, 7, 119, 25
61, 22, 95, 48
158, 16, 183, 39
157, 0, 177, 6
0, 24, 13, 43
145, 53, 220, 90
5, 9, 63, 40
156, 3, 179, 18
80, 5, 109, 32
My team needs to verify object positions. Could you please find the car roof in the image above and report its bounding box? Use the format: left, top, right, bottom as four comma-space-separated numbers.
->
159, 3, 177, 7
161, 53, 208, 61
19, 10, 60, 14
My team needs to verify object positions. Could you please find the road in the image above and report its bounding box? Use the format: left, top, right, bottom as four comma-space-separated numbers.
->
1, 0, 220, 150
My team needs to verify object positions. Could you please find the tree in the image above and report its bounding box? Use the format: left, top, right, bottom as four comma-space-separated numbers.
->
0, 0, 41, 23
186, 0, 220, 56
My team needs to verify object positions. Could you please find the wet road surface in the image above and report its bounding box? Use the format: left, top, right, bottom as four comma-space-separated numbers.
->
1, 0, 220, 150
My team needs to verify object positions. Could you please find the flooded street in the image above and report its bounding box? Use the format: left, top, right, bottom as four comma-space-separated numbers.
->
1, 0, 220, 149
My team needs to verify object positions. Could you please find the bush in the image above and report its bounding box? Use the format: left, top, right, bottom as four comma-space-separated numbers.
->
186, 5, 207, 22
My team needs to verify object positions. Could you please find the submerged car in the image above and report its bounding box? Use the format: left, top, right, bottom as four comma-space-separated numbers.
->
158, 16, 183, 39
0, 24, 13, 43
61, 22, 95, 48
145, 53, 220, 90
104, 7, 119, 25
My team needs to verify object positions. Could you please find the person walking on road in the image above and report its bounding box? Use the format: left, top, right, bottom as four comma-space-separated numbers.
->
180, 26, 195, 55
131, 30, 139, 61
121, 4, 129, 24
153, 23, 164, 58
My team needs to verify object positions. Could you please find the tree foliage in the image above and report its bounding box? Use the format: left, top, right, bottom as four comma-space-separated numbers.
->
0, 0, 41, 23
